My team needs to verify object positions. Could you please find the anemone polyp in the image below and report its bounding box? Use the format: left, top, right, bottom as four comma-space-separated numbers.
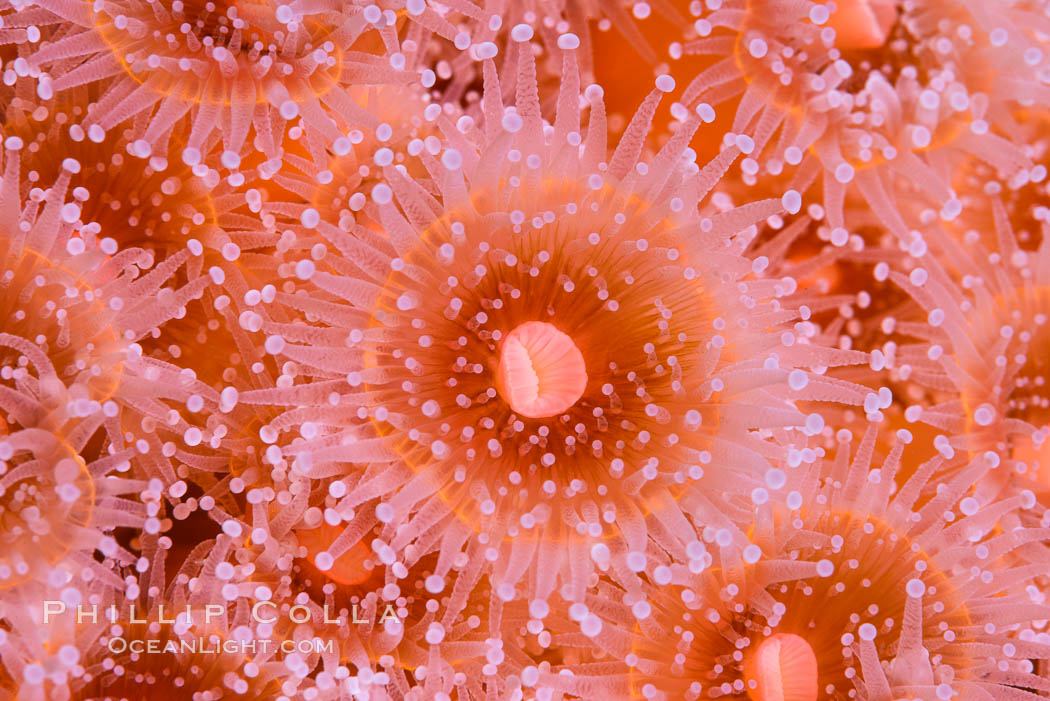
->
180, 513, 501, 697
354, 172, 736, 531
241, 31, 871, 618
675, 0, 1035, 239
0, 411, 162, 591
4, 93, 217, 257
885, 213, 1050, 490
0, 246, 125, 404
28, 0, 407, 163
539, 428, 1050, 701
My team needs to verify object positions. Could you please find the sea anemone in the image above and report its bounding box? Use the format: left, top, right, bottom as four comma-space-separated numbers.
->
7, 0, 1050, 697
2, 90, 218, 258
0, 79, 321, 403
0, 532, 308, 700
304, 533, 515, 698
237, 29, 868, 617
0, 135, 194, 566
25, 0, 420, 168
526, 426, 1050, 700
669, 0, 1043, 237
0, 87, 316, 503
178, 494, 512, 700
0, 407, 162, 591
0, 131, 218, 379
0, 129, 243, 555
877, 201, 1050, 500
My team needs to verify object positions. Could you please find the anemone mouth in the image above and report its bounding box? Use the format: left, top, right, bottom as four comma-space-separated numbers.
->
0, 431, 95, 590
360, 179, 729, 531
89, 0, 346, 105
832, 3, 918, 88
743, 633, 818, 701
222, 415, 272, 480
495, 321, 588, 419
824, 0, 898, 51
138, 305, 237, 391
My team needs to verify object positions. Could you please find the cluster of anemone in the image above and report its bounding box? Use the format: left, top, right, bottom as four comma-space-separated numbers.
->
528, 427, 1050, 700
2, 0, 1050, 700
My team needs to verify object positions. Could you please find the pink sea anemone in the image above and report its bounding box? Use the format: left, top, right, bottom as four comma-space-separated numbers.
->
0, 532, 309, 700
877, 201, 1050, 500
24, 0, 419, 168
0, 133, 237, 579
236, 29, 868, 618
305, 539, 514, 698
671, 0, 1044, 237
0, 132, 216, 362
2, 90, 219, 257
171, 497, 512, 699
0, 408, 164, 591
524, 427, 1050, 700
0, 82, 332, 501
3, 100, 297, 394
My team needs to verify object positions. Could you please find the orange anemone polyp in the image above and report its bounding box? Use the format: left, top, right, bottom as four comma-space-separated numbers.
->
358, 178, 728, 530
496, 321, 587, 419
